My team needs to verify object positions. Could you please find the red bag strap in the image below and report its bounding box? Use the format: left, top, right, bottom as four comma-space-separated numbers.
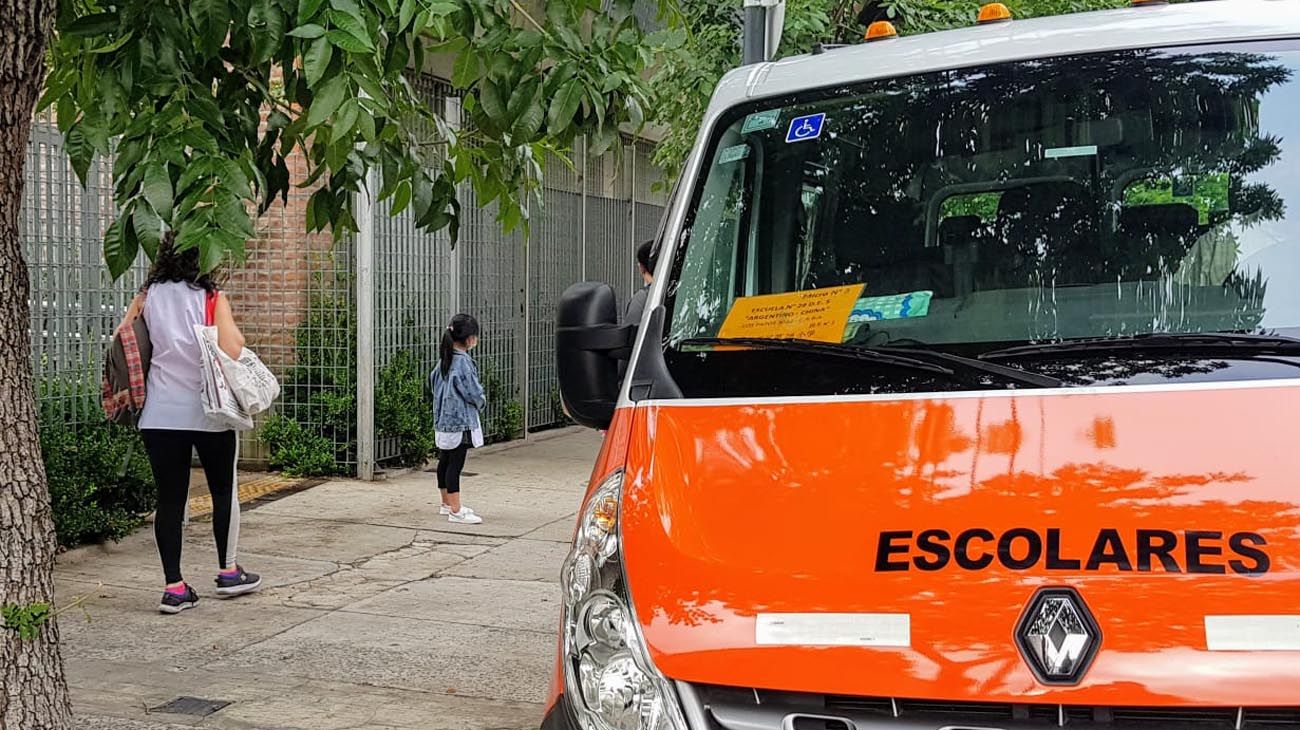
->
205, 290, 218, 326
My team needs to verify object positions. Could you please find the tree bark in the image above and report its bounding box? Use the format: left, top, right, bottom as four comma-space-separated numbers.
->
0, 0, 72, 728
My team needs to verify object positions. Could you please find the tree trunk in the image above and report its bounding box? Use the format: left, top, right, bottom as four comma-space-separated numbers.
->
0, 0, 72, 728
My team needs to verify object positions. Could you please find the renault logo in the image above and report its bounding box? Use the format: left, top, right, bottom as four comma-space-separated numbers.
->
1014, 587, 1101, 685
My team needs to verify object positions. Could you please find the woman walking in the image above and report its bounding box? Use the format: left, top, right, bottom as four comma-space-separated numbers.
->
118, 235, 261, 614
430, 314, 487, 525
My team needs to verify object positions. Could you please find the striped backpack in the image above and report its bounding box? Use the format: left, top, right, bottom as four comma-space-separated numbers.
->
102, 315, 152, 427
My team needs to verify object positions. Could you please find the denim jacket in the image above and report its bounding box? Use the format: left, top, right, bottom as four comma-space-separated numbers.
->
430, 351, 487, 434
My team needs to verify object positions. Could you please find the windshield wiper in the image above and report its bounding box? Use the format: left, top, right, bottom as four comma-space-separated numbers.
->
980, 332, 1300, 361
679, 337, 1063, 388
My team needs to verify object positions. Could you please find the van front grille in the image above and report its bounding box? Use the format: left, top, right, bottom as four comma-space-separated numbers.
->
682, 683, 1300, 730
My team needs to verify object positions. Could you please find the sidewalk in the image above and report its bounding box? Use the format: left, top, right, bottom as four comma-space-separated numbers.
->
56, 428, 601, 730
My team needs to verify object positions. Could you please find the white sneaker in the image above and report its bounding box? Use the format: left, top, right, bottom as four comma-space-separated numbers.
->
440, 505, 474, 516
448, 509, 483, 525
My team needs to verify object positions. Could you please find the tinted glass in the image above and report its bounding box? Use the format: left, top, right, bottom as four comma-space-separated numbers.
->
663, 42, 1300, 395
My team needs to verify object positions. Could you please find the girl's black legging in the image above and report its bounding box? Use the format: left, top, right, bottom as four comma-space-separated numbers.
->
437, 440, 470, 494
140, 429, 240, 584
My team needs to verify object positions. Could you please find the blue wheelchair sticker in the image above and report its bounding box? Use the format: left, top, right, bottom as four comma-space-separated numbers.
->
785, 113, 826, 143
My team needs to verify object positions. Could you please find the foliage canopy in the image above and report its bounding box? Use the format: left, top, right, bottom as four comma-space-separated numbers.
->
43, 0, 676, 277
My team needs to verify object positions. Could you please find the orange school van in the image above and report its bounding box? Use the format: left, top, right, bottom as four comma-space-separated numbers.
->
544, 3, 1300, 729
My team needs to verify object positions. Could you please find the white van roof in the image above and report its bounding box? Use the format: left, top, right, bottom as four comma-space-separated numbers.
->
712, 0, 1300, 111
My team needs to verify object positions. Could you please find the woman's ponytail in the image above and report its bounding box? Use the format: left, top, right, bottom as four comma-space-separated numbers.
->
440, 313, 481, 376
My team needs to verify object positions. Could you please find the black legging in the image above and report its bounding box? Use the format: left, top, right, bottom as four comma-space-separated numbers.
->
437, 440, 470, 494
141, 430, 240, 584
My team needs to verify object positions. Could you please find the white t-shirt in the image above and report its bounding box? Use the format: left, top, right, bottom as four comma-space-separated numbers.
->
435, 427, 484, 451
138, 282, 224, 432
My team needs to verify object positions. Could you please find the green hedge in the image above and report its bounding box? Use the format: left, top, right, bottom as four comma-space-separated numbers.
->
39, 410, 155, 548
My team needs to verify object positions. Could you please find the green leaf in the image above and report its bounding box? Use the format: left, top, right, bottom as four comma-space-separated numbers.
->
384, 35, 410, 75
478, 80, 508, 127
356, 108, 377, 143
398, 0, 417, 30
104, 218, 138, 280
328, 10, 375, 52
425, 1, 460, 16
178, 126, 220, 154
217, 195, 257, 238
176, 157, 216, 199
60, 12, 119, 38
327, 29, 373, 55
248, 0, 286, 63
143, 162, 174, 223
547, 78, 584, 134
590, 125, 619, 157
555, 26, 584, 52
329, 0, 365, 22
219, 158, 253, 200
334, 99, 360, 140
390, 180, 412, 216
190, 0, 232, 55
451, 48, 479, 89
299, 0, 327, 22
508, 76, 542, 128
133, 203, 164, 260
37, 72, 75, 114
355, 73, 386, 103
288, 22, 326, 38
625, 94, 644, 130
87, 30, 135, 55
307, 74, 348, 128
304, 37, 334, 87
199, 229, 228, 273
188, 97, 224, 131
512, 85, 545, 141
65, 125, 95, 186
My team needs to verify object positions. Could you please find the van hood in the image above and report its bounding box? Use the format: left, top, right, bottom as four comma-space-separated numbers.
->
620, 383, 1300, 705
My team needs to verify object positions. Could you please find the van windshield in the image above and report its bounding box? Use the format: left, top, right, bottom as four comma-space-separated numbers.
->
663, 41, 1300, 396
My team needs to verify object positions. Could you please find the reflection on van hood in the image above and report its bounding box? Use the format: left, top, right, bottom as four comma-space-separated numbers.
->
620, 382, 1300, 705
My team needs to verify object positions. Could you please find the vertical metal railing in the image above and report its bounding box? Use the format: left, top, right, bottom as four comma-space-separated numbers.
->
24, 78, 667, 478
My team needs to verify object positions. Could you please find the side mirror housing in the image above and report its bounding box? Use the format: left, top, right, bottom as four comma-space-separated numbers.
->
556, 282, 634, 430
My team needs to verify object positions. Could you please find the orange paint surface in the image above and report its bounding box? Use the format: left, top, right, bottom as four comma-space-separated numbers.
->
617, 385, 1300, 705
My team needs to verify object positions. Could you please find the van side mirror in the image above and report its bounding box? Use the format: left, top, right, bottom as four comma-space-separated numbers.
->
556, 282, 635, 430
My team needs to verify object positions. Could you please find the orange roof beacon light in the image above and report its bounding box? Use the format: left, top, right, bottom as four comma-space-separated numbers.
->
977, 2, 1013, 24
864, 20, 898, 42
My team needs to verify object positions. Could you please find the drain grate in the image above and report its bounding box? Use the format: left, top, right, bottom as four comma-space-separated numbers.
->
149, 697, 231, 717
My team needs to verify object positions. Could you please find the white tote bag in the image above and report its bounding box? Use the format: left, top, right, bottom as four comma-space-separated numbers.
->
194, 324, 254, 431
215, 345, 280, 415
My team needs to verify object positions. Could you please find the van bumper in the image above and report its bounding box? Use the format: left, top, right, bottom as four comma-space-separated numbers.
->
540, 694, 579, 730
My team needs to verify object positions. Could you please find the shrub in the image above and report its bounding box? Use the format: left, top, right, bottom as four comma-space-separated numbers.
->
531, 387, 572, 431
260, 414, 339, 477
375, 350, 436, 467
39, 417, 155, 548
481, 365, 523, 443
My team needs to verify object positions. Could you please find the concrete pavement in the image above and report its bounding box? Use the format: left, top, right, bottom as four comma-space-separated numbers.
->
56, 428, 600, 730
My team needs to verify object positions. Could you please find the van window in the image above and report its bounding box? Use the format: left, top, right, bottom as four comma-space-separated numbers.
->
663, 41, 1300, 396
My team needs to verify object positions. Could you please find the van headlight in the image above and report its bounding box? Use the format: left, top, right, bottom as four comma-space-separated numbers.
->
560, 470, 687, 730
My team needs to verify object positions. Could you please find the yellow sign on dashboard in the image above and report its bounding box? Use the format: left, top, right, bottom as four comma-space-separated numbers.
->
718, 284, 864, 343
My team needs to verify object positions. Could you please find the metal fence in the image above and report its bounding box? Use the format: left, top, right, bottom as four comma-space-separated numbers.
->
23, 77, 667, 478
22, 114, 146, 427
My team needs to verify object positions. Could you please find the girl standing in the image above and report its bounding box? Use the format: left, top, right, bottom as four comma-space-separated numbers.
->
430, 314, 487, 525
117, 235, 262, 614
